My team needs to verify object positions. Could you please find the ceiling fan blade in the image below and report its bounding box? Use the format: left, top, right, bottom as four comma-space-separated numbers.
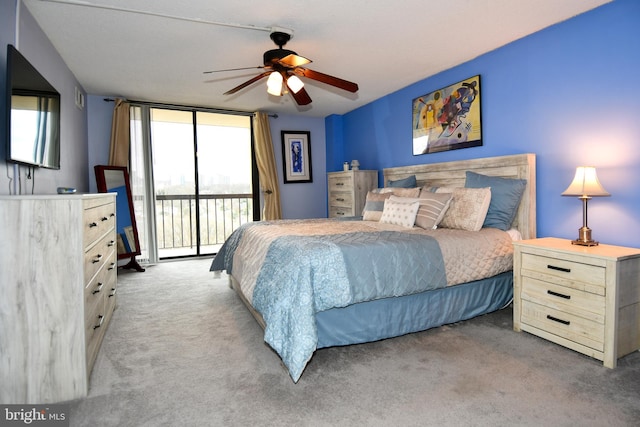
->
278, 54, 311, 68
203, 66, 265, 74
289, 86, 312, 106
295, 68, 359, 93
224, 71, 272, 95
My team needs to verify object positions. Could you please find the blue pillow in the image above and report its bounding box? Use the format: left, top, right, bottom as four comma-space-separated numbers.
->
387, 175, 417, 188
465, 171, 526, 231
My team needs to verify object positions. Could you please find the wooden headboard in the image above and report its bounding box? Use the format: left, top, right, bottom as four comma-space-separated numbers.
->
383, 154, 536, 240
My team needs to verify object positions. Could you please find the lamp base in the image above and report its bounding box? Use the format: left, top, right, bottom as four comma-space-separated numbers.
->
571, 226, 599, 246
571, 239, 599, 246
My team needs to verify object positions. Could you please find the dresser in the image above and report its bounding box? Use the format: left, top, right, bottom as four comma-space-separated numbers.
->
327, 170, 378, 218
513, 237, 640, 368
0, 193, 117, 403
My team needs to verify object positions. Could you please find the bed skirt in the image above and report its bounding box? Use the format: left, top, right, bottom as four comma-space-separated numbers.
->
315, 271, 513, 348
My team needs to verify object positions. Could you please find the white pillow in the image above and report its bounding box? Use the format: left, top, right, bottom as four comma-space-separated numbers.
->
379, 197, 420, 228
436, 187, 491, 231
388, 194, 452, 230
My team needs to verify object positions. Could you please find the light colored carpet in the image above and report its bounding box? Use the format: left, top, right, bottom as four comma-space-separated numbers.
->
69, 259, 640, 426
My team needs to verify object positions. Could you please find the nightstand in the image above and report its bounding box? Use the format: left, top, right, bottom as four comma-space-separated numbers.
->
327, 170, 377, 218
513, 237, 640, 368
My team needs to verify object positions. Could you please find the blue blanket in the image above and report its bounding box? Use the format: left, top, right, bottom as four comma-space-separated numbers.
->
210, 222, 447, 382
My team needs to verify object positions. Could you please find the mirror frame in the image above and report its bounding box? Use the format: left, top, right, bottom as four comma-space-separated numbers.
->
95, 165, 145, 272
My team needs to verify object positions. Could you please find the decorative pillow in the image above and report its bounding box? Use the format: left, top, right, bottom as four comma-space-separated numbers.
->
387, 175, 417, 188
436, 187, 491, 231
465, 171, 527, 231
379, 198, 420, 228
377, 187, 421, 198
362, 191, 392, 221
414, 192, 453, 230
420, 186, 440, 194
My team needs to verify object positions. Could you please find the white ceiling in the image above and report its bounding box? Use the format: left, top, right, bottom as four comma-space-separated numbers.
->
22, 0, 611, 117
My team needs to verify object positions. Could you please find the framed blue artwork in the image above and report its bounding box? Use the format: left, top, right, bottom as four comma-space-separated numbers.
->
281, 130, 312, 183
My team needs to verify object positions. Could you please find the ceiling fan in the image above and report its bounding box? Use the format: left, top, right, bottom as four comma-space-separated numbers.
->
204, 31, 359, 106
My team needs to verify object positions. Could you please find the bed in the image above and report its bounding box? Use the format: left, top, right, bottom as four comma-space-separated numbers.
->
210, 153, 536, 382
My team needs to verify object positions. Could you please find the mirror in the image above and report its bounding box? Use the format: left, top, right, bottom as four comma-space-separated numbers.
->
95, 165, 145, 272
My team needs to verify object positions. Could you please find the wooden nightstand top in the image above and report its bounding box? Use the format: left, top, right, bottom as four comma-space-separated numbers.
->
514, 237, 640, 261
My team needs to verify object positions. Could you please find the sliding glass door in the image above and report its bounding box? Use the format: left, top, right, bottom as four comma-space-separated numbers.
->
131, 105, 257, 260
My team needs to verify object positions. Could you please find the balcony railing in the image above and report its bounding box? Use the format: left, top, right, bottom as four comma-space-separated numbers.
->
155, 193, 253, 257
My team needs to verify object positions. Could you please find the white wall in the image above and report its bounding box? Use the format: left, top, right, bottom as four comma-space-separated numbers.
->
0, 1, 89, 196
86, 102, 328, 219
267, 113, 327, 219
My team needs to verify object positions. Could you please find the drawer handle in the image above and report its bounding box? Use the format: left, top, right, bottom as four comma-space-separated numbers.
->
92, 254, 103, 264
108, 263, 116, 271
336, 182, 344, 186
93, 314, 104, 330
110, 213, 115, 217
547, 315, 570, 326
547, 290, 571, 300
336, 198, 345, 202
108, 240, 115, 247
547, 264, 571, 273
89, 222, 98, 228
109, 288, 117, 298
101, 216, 109, 222
92, 282, 104, 294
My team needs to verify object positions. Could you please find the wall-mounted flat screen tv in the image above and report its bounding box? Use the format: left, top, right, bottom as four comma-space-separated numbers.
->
6, 44, 61, 169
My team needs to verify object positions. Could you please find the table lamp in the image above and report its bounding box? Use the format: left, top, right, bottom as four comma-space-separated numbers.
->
561, 166, 610, 246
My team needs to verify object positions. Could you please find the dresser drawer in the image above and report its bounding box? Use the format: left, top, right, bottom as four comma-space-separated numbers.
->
329, 191, 353, 208
85, 261, 115, 317
521, 277, 605, 322
85, 310, 106, 371
328, 175, 353, 192
521, 253, 606, 292
83, 202, 116, 248
84, 238, 117, 285
521, 300, 604, 352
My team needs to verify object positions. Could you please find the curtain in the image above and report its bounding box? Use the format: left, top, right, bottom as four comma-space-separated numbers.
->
253, 112, 282, 220
108, 98, 131, 167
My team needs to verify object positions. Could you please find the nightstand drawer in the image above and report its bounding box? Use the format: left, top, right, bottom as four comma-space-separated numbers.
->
328, 175, 354, 192
521, 277, 605, 322
521, 300, 604, 352
329, 192, 353, 207
521, 253, 605, 290
329, 206, 353, 217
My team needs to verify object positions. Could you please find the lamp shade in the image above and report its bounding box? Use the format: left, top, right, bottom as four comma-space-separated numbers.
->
266, 72, 283, 96
561, 166, 610, 197
286, 75, 304, 94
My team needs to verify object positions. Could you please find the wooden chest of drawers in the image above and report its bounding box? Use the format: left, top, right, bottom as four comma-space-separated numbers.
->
0, 194, 117, 403
82, 196, 118, 372
327, 170, 377, 218
513, 237, 640, 368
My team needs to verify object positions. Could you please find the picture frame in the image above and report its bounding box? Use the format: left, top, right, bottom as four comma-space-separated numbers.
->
412, 75, 482, 155
281, 130, 312, 183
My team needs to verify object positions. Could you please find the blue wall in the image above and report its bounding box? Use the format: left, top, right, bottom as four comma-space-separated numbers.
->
327, 0, 640, 248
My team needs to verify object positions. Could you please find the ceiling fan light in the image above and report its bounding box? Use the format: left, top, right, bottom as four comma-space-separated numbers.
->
286, 75, 304, 94
266, 72, 283, 96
